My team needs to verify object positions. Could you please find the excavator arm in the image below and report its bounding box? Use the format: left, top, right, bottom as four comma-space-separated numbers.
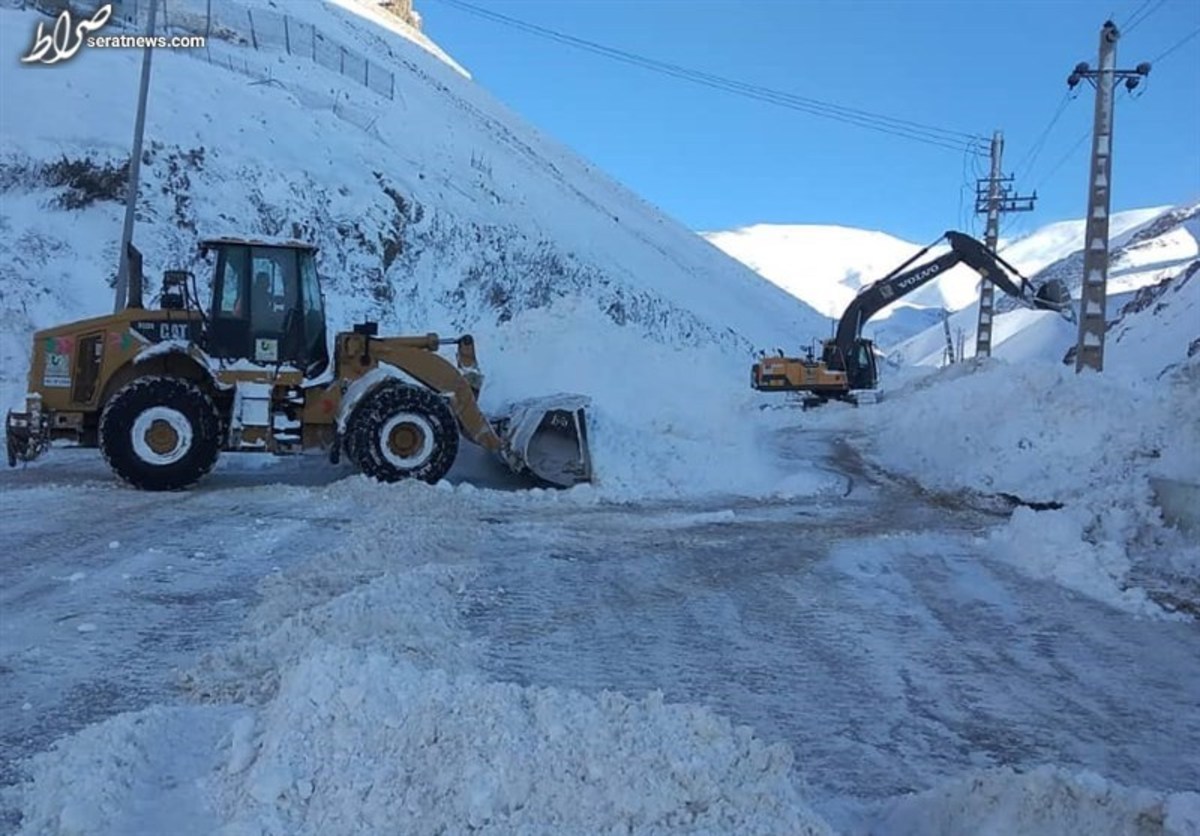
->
830, 230, 1037, 369
750, 229, 1073, 400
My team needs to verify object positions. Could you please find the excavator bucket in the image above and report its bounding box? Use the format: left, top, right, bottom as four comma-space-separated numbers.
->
1034, 279, 1075, 320
490, 394, 593, 488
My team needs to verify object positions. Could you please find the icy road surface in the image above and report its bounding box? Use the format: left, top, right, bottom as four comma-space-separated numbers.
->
1, 430, 1197, 829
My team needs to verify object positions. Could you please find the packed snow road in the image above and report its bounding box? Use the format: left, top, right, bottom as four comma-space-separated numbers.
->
0, 429, 1196, 832
460, 434, 1200, 810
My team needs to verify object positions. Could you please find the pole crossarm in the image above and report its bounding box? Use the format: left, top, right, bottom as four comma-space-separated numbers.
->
972, 131, 1036, 359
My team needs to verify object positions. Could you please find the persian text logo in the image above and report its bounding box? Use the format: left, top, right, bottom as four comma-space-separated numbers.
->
21, 4, 113, 65
20, 4, 206, 65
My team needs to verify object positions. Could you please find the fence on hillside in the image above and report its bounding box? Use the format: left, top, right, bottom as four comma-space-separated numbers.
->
6, 0, 396, 100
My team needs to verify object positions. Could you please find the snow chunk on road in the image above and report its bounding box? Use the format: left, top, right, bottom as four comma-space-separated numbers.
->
989, 506, 1178, 619
861, 764, 1200, 836
217, 649, 834, 836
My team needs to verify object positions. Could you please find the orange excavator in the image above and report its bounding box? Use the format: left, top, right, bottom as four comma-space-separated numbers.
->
751, 230, 1073, 405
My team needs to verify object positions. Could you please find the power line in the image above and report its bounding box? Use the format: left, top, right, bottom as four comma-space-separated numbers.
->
1013, 92, 1076, 180
1151, 25, 1200, 63
427, 0, 987, 155
1125, 0, 1168, 33
1033, 129, 1091, 193
1121, 0, 1155, 29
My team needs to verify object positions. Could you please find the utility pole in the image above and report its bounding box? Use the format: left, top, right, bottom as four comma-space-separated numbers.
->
942, 309, 956, 365
114, 0, 160, 313
973, 130, 1036, 358
1068, 21, 1150, 373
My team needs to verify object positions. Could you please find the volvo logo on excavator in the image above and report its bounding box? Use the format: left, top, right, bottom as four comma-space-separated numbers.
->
896, 262, 941, 291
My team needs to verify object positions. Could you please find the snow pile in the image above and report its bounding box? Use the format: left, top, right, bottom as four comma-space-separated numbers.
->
181, 478, 488, 703
4, 704, 244, 836
833, 357, 1199, 616
862, 764, 1200, 836
214, 650, 833, 836
988, 506, 1166, 619
860, 360, 1181, 503
472, 298, 840, 500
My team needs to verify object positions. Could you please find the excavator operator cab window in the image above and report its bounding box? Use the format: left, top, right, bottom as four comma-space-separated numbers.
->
856, 342, 870, 368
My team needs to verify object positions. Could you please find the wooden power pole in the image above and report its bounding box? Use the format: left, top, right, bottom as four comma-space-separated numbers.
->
1067, 21, 1150, 372
973, 131, 1035, 359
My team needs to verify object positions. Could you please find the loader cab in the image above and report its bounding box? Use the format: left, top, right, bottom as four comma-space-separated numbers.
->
202, 238, 329, 377
822, 337, 878, 391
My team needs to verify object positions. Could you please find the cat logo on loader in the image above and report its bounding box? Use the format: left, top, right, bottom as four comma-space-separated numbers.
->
4, 237, 593, 491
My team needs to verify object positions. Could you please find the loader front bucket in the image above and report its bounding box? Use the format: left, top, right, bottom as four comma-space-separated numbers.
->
491, 394, 593, 488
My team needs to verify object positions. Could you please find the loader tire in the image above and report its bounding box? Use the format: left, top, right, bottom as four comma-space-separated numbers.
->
349, 382, 459, 485
99, 376, 221, 491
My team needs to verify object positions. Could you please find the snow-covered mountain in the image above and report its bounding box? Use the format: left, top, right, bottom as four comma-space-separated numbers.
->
0, 0, 829, 497
702, 205, 1180, 349
699, 225, 945, 320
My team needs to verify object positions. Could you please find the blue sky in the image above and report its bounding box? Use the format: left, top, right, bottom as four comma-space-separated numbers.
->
418, 0, 1199, 243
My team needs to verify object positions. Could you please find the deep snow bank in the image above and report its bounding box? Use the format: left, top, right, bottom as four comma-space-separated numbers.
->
796, 356, 1200, 617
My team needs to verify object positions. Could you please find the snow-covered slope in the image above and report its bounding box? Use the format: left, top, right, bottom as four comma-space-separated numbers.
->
0, 1, 829, 498
703, 206, 1179, 349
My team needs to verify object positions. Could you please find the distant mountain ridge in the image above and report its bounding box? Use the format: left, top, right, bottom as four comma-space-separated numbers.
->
702, 204, 1186, 349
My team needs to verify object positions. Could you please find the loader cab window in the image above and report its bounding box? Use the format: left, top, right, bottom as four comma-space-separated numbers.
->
216, 248, 247, 318
249, 249, 297, 335
297, 251, 330, 378
207, 243, 325, 373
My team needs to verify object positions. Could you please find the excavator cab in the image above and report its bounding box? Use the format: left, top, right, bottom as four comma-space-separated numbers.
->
201, 238, 330, 378
821, 337, 877, 391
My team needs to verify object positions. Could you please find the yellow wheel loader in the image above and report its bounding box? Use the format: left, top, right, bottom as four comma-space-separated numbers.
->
4, 237, 592, 491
